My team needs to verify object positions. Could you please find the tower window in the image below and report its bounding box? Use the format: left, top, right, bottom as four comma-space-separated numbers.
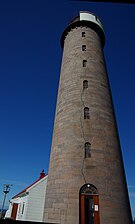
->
85, 142, 91, 158
82, 32, 85, 37
84, 107, 89, 119
82, 45, 86, 51
83, 60, 87, 67
83, 80, 88, 90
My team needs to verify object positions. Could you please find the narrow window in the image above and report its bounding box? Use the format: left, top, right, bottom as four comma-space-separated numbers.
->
83, 60, 87, 67
82, 32, 85, 37
84, 107, 89, 119
19, 204, 21, 214
82, 45, 86, 51
83, 80, 88, 90
85, 142, 91, 158
22, 204, 24, 214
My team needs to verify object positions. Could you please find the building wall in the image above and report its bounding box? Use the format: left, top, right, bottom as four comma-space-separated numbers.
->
25, 176, 47, 222
43, 16, 132, 224
5, 195, 28, 220
16, 195, 28, 220
5, 176, 48, 222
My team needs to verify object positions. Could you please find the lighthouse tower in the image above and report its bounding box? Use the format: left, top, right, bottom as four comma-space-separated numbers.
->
43, 11, 132, 224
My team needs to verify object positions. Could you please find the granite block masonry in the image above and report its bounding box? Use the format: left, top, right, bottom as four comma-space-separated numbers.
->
43, 11, 132, 224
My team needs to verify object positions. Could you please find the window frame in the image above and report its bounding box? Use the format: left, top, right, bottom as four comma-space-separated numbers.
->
82, 32, 86, 37
83, 60, 87, 67
82, 45, 86, 51
85, 142, 91, 158
22, 203, 25, 214
83, 80, 88, 90
84, 107, 89, 119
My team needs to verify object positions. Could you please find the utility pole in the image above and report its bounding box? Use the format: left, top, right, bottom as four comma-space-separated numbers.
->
0, 184, 12, 219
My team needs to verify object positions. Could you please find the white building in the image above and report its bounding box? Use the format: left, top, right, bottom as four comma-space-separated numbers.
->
5, 170, 48, 222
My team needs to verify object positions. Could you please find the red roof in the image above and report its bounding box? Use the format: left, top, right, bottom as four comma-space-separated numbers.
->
13, 170, 48, 199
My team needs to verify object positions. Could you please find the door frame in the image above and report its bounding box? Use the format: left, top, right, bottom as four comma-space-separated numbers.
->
11, 203, 18, 220
79, 184, 100, 224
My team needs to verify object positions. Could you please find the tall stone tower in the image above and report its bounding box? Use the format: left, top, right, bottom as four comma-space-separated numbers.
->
43, 11, 132, 224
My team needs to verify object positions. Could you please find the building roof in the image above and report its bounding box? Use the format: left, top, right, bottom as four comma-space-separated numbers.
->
12, 170, 48, 199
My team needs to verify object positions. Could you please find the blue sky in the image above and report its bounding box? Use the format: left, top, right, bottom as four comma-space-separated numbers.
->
0, 0, 135, 219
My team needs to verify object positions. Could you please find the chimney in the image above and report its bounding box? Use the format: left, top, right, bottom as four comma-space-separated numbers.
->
40, 169, 45, 179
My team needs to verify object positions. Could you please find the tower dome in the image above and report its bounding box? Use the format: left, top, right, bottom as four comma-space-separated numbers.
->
61, 11, 105, 48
